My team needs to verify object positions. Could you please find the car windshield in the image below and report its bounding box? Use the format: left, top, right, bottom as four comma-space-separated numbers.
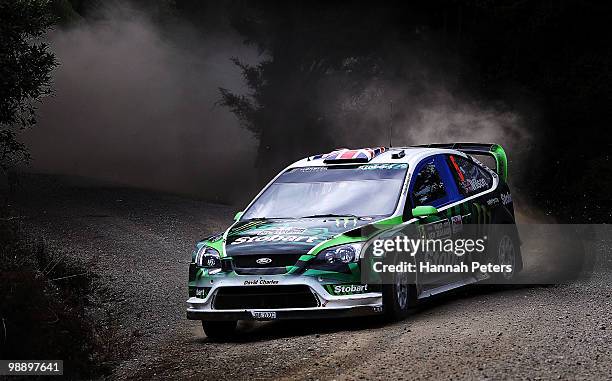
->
242, 163, 408, 219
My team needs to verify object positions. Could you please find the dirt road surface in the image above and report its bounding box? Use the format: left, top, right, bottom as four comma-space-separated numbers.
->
11, 176, 612, 380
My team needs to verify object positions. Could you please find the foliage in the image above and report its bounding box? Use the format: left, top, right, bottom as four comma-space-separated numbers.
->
218, 1, 396, 178
0, 0, 57, 172
0, 218, 121, 378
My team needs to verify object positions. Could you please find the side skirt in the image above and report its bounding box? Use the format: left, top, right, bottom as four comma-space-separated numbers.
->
417, 273, 489, 299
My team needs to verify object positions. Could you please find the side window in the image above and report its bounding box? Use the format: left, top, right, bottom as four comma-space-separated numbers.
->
411, 160, 448, 206
446, 154, 493, 196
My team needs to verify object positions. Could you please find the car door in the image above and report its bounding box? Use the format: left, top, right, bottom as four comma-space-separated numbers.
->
442, 153, 496, 277
407, 155, 460, 287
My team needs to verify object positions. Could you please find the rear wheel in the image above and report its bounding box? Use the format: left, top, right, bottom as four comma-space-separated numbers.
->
201, 320, 237, 340
489, 228, 518, 283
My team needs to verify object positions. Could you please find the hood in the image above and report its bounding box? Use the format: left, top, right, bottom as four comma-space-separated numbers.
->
224, 217, 376, 257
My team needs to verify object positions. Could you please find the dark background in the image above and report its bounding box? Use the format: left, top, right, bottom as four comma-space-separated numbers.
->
1, 2, 611, 377
10, 0, 612, 221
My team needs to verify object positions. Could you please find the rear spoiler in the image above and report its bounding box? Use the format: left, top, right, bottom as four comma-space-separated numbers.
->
411, 142, 508, 182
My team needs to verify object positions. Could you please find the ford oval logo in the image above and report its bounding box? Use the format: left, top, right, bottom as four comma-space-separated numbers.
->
256, 257, 272, 265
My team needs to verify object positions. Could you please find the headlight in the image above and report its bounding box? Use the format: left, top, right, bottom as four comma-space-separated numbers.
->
195, 245, 221, 269
317, 243, 363, 264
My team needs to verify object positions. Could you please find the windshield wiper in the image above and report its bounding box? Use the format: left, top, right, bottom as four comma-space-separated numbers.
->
300, 213, 359, 219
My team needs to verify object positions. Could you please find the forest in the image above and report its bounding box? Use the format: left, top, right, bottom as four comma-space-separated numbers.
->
2, 0, 611, 221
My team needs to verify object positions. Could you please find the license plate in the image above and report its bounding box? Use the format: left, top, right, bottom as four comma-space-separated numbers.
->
251, 311, 277, 320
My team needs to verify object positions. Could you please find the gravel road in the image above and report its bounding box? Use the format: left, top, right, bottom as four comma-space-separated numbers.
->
11, 176, 612, 380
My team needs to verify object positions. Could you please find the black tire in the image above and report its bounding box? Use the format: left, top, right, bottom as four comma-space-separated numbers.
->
382, 264, 417, 321
201, 320, 237, 340
488, 226, 519, 283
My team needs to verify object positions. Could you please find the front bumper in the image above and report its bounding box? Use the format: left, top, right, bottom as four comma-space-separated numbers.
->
186, 274, 383, 321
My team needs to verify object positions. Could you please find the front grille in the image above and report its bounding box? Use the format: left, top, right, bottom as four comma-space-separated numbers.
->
232, 254, 302, 268
232, 254, 302, 275
213, 285, 319, 310
234, 267, 288, 275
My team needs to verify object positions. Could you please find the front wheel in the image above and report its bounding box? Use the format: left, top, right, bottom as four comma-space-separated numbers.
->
382, 267, 416, 321
202, 320, 237, 340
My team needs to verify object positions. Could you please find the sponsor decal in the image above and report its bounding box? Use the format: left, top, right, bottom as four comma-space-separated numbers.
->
298, 166, 327, 172
423, 221, 452, 239
358, 163, 407, 170
243, 278, 280, 286
326, 284, 368, 295
486, 197, 500, 206
253, 227, 307, 236
230, 234, 320, 245
195, 287, 210, 298
450, 215, 463, 233
229, 226, 331, 245
465, 178, 488, 192
501, 192, 513, 205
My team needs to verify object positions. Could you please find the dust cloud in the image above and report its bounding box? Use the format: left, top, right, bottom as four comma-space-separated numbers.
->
23, 3, 537, 206
23, 4, 259, 202
314, 65, 542, 220
320, 78, 533, 180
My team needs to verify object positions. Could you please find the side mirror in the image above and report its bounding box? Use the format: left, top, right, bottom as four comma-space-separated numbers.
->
411, 205, 438, 218
233, 211, 244, 221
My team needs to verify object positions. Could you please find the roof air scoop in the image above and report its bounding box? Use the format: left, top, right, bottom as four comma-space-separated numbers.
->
391, 150, 405, 159
322, 147, 387, 163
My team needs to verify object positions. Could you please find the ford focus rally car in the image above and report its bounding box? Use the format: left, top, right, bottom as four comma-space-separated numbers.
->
187, 143, 521, 339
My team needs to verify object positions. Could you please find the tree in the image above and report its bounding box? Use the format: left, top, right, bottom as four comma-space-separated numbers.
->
218, 1, 402, 182
219, 2, 468, 182
0, 0, 56, 173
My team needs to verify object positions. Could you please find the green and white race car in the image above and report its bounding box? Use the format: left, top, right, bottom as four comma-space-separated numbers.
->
187, 143, 521, 339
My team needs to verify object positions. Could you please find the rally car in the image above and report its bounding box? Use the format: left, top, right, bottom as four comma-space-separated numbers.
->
187, 143, 521, 339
